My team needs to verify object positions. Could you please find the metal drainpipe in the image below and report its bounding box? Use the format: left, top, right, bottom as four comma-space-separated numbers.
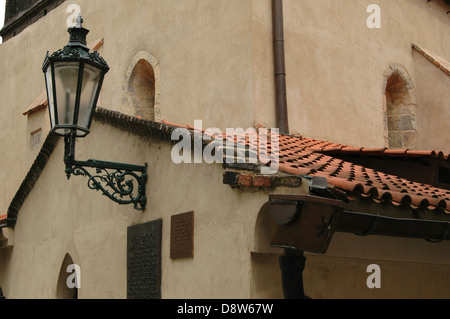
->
279, 249, 310, 299
272, 0, 289, 134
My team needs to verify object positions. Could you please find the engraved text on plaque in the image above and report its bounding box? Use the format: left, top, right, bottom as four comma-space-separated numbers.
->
127, 219, 162, 299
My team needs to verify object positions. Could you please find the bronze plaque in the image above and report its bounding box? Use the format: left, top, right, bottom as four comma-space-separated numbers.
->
127, 219, 162, 299
170, 211, 194, 259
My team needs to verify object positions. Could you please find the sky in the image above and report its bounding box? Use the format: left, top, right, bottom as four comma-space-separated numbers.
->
0, 0, 5, 43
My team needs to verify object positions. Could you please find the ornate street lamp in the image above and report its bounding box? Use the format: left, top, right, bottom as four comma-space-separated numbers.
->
42, 15, 147, 211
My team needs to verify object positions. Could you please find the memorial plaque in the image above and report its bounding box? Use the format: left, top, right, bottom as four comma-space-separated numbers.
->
127, 219, 162, 299
170, 211, 194, 259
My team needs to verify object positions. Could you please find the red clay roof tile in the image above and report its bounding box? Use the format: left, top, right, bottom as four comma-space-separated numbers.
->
162, 121, 450, 214
23, 91, 48, 116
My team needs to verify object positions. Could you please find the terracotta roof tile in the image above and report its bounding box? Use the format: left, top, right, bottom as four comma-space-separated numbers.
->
301, 137, 450, 161
120, 117, 450, 214
278, 150, 450, 214
23, 91, 48, 116
204, 128, 450, 214
89, 38, 104, 52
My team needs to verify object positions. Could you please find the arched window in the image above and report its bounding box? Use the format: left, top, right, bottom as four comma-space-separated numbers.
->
383, 64, 417, 149
56, 253, 78, 299
123, 52, 161, 121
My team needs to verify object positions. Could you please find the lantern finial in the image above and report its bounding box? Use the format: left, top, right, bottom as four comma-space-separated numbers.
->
75, 14, 83, 28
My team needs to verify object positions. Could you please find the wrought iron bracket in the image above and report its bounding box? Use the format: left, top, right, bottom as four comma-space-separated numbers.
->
64, 133, 147, 211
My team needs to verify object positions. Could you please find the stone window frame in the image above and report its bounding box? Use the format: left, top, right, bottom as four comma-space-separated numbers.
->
382, 63, 418, 150
122, 51, 161, 122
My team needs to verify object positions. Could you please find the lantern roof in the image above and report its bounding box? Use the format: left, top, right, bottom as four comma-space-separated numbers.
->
42, 14, 109, 73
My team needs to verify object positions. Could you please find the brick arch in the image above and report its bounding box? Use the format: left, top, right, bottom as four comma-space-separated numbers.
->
122, 52, 161, 121
382, 64, 417, 149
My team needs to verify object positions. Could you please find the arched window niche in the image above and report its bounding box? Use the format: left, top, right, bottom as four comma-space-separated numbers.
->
123, 51, 161, 121
382, 64, 418, 149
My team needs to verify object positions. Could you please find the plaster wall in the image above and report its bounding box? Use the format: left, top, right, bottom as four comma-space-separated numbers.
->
1, 0, 450, 299
251, 201, 450, 299
414, 50, 450, 153
254, 0, 450, 149
3, 117, 449, 299
0, 119, 280, 299
0, 0, 258, 215
251, 253, 450, 299
1, 0, 449, 215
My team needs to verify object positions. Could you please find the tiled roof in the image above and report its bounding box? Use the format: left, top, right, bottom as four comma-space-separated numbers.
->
275, 133, 450, 214
23, 91, 48, 116
7, 108, 449, 230
168, 122, 450, 214
284, 135, 450, 160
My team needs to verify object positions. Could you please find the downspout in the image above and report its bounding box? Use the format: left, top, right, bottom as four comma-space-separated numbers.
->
272, 0, 289, 134
279, 249, 309, 299
273, 2, 295, 297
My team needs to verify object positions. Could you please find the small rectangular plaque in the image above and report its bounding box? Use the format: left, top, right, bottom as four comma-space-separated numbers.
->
170, 211, 194, 259
127, 219, 162, 299
30, 128, 42, 150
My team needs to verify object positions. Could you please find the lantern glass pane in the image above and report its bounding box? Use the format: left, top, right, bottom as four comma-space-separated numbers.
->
54, 62, 80, 135
78, 64, 102, 130
45, 66, 56, 129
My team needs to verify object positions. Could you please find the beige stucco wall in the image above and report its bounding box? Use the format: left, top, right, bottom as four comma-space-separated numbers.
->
414, 50, 450, 153
2, 117, 450, 299
1, 0, 449, 214
0, 119, 281, 299
251, 203, 450, 299
252, 0, 450, 150
1, 0, 450, 299
252, 253, 450, 299
0, 0, 261, 216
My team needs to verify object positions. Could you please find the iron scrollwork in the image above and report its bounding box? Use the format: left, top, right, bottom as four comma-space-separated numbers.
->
70, 164, 147, 211
64, 134, 148, 211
